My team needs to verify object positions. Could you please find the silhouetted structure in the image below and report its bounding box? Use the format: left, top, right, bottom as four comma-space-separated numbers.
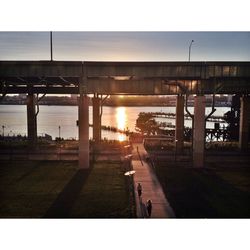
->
224, 94, 241, 141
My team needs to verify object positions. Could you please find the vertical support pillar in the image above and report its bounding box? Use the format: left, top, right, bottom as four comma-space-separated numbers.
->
193, 95, 206, 168
92, 95, 101, 143
78, 94, 90, 168
27, 93, 37, 146
175, 95, 184, 153
239, 96, 250, 151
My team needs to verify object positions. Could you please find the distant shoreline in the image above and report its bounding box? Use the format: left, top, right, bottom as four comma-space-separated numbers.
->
0, 103, 231, 107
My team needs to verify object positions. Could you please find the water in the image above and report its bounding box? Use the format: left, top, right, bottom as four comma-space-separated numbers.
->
0, 105, 230, 141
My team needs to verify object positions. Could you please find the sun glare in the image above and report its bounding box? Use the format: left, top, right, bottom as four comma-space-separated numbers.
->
116, 107, 127, 142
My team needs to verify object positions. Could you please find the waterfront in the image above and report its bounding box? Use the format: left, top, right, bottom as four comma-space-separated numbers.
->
0, 105, 230, 140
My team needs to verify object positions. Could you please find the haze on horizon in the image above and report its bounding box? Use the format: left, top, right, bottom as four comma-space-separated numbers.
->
0, 32, 249, 62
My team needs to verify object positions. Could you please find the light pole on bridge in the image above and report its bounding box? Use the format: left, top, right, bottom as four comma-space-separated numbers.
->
50, 31, 53, 61
58, 125, 61, 139
188, 40, 194, 62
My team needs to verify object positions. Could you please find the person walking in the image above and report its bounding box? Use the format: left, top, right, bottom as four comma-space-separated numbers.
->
146, 199, 152, 218
137, 183, 142, 198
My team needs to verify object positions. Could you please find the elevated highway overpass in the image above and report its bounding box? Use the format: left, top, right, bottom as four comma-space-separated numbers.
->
0, 61, 250, 95
1, 61, 250, 168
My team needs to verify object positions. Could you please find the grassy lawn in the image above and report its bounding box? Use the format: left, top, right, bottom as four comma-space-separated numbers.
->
0, 160, 78, 218
0, 160, 135, 218
70, 163, 134, 218
155, 165, 250, 218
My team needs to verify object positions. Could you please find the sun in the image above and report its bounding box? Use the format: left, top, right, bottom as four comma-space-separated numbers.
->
116, 107, 127, 142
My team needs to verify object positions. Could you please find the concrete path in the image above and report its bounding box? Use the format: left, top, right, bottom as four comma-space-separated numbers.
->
131, 143, 175, 218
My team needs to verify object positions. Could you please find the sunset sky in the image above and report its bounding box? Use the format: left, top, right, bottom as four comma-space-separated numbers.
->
0, 32, 249, 61
1, 0, 250, 249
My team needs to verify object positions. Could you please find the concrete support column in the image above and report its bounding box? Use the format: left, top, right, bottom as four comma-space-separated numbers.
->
27, 93, 37, 146
239, 96, 250, 151
92, 96, 101, 143
193, 95, 206, 168
175, 95, 184, 153
78, 94, 90, 168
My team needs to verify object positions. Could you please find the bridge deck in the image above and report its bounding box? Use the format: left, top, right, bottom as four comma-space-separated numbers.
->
1, 61, 250, 95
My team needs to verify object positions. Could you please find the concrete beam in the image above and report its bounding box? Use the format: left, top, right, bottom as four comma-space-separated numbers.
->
175, 95, 184, 153
1, 61, 250, 95
27, 93, 37, 146
239, 96, 250, 151
193, 95, 206, 168
92, 96, 101, 143
0, 61, 83, 77
78, 94, 90, 168
3, 78, 250, 95
1, 61, 249, 79
2, 86, 79, 95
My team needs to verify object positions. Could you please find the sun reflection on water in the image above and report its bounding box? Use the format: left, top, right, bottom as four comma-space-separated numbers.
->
116, 107, 127, 142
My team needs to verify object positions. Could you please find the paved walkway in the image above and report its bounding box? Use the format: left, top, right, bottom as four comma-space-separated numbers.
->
131, 143, 175, 218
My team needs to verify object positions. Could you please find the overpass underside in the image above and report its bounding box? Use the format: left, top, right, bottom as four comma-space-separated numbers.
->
0, 61, 250, 95
1, 61, 250, 168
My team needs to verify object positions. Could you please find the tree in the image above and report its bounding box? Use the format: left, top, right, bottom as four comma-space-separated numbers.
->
135, 113, 158, 135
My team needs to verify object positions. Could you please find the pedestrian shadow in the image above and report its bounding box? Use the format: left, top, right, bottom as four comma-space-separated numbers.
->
139, 197, 148, 218
43, 169, 91, 218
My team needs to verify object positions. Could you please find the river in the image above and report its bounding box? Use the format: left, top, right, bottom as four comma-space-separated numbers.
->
0, 105, 230, 141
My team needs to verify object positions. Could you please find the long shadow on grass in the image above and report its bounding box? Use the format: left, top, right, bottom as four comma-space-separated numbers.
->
14, 162, 42, 183
155, 167, 250, 218
44, 169, 91, 218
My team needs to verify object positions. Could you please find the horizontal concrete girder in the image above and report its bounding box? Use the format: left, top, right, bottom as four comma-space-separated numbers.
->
1, 61, 250, 78
1, 61, 250, 95
2, 79, 250, 95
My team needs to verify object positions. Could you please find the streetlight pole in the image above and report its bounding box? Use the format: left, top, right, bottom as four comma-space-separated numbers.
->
50, 31, 53, 61
58, 125, 61, 160
188, 40, 194, 62
2, 125, 5, 137
175, 139, 178, 162
58, 125, 61, 139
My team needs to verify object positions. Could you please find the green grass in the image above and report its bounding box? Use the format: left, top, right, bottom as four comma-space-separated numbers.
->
70, 163, 134, 218
155, 166, 250, 218
0, 161, 78, 218
0, 160, 135, 218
